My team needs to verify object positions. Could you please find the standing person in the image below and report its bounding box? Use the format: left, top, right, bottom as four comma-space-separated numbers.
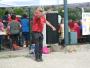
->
7, 14, 21, 50
69, 19, 74, 31
2, 11, 9, 28
0, 18, 4, 50
58, 18, 65, 48
32, 8, 56, 62
21, 14, 30, 47
73, 20, 80, 42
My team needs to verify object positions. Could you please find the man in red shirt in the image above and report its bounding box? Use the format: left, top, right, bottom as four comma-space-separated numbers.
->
68, 19, 74, 31
32, 8, 56, 62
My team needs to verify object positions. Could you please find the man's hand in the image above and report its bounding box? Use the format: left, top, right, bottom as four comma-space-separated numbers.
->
52, 26, 56, 31
46, 21, 56, 31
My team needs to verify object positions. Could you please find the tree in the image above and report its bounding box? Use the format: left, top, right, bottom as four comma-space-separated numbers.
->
0, 8, 6, 17
13, 8, 25, 15
58, 7, 82, 20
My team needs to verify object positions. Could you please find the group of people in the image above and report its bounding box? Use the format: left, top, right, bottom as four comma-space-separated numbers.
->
0, 7, 56, 62
0, 7, 82, 62
0, 13, 30, 50
58, 18, 81, 47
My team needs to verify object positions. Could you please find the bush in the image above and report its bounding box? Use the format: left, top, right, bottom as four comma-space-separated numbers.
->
13, 8, 25, 15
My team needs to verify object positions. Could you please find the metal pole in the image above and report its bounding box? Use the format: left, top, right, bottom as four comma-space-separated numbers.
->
28, 7, 32, 49
82, 8, 84, 12
64, 0, 69, 45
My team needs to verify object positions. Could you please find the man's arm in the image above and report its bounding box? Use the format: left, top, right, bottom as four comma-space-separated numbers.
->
46, 20, 56, 31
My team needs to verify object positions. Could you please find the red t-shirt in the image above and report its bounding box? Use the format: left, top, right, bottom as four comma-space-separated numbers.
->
32, 16, 46, 32
69, 22, 74, 30
8, 16, 20, 23
73, 22, 80, 39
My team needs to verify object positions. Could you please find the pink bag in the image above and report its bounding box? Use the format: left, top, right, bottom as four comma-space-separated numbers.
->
42, 46, 49, 54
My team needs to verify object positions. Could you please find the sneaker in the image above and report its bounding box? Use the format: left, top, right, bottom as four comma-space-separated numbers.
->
35, 58, 43, 62
29, 51, 34, 54
39, 58, 43, 62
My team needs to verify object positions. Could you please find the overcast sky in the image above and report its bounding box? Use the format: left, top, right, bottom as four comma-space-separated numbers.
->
0, 0, 90, 7
1, 0, 90, 4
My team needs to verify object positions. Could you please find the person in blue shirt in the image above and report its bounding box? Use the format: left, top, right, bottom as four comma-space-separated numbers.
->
21, 14, 30, 47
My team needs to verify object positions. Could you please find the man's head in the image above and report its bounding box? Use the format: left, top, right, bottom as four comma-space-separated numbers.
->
34, 7, 44, 17
11, 14, 16, 20
36, 7, 44, 12
22, 14, 28, 18
69, 19, 73, 23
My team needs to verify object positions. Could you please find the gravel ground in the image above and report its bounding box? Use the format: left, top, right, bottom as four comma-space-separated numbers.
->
0, 44, 90, 68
